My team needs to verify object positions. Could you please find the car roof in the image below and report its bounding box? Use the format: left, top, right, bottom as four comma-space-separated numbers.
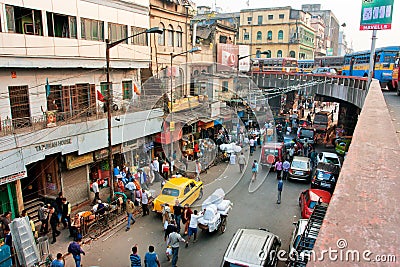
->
262, 142, 284, 148
164, 177, 193, 188
224, 229, 277, 266
321, 152, 338, 158
293, 156, 310, 162
307, 189, 332, 202
316, 162, 340, 174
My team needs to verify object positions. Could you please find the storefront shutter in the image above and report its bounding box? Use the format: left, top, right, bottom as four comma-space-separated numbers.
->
61, 165, 88, 206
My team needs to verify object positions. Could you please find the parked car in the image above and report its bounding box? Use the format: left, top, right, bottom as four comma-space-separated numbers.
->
260, 142, 286, 169
289, 219, 321, 261
152, 177, 203, 213
312, 67, 337, 75
289, 156, 312, 182
297, 127, 316, 144
311, 162, 341, 193
317, 152, 341, 168
335, 136, 352, 156
221, 228, 281, 267
313, 111, 333, 132
299, 189, 332, 219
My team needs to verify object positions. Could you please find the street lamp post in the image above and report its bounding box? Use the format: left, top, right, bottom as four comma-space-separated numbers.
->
169, 47, 201, 160
106, 27, 162, 198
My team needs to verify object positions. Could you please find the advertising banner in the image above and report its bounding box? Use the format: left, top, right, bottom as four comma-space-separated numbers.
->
238, 45, 251, 72
217, 43, 239, 72
360, 0, 394, 30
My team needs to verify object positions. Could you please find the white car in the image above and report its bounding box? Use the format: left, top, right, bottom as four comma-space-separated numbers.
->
317, 152, 341, 168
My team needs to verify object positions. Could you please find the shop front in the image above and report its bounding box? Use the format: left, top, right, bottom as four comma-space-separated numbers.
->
122, 138, 151, 170
0, 172, 24, 218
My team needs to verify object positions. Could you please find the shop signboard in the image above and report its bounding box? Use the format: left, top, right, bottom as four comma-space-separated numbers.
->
0, 171, 27, 186
217, 43, 239, 72
66, 153, 94, 170
94, 145, 121, 161
238, 45, 251, 72
360, 0, 394, 30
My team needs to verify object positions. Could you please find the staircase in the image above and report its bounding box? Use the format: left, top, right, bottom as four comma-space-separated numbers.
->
23, 197, 46, 227
288, 203, 328, 267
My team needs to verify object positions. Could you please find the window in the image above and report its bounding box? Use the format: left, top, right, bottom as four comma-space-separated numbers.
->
289, 51, 295, 58
8, 85, 31, 128
278, 30, 283, 40
268, 14, 273, 20
247, 17, 252, 24
168, 24, 174, 46
81, 18, 104, 41
256, 50, 261, 58
279, 14, 284, 19
6, 5, 43, 35
267, 50, 271, 58
131, 26, 147, 46
244, 32, 249, 40
47, 12, 77, 38
277, 50, 282, 57
222, 81, 229, 92
158, 23, 165, 46
256, 31, 262, 40
267, 30, 272, 40
176, 26, 183, 47
122, 81, 133, 100
108, 23, 127, 43
100, 82, 112, 96
258, 15, 263, 25
219, 35, 228, 43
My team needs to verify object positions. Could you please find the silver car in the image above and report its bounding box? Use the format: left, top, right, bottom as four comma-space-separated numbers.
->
289, 156, 312, 181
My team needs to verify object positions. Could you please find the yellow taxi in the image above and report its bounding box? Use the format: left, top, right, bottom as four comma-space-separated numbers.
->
152, 177, 203, 213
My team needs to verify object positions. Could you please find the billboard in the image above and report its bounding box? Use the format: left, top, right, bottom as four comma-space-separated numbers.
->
238, 45, 251, 72
217, 43, 239, 71
360, 0, 394, 30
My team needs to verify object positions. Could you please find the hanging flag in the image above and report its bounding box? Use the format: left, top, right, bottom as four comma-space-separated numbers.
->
46, 78, 51, 98
133, 83, 140, 95
97, 90, 105, 102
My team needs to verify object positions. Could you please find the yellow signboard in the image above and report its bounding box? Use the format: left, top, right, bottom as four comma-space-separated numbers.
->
170, 121, 175, 132
66, 153, 94, 170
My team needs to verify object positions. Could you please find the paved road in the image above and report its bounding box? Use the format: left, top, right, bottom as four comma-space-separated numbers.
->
72, 145, 314, 267
383, 91, 400, 142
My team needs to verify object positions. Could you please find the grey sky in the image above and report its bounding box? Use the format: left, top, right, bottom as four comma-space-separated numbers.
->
193, 0, 400, 51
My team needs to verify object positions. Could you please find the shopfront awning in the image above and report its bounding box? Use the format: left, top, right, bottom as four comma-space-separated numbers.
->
155, 129, 182, 145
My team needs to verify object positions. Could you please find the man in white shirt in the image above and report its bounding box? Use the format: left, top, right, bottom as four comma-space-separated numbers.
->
151, 158, 160, 182
141, 189, 150, 216
168, 228, 187, 267
186, 210, 203, 245
92, 179, 100, 205
125, 180, 136, 201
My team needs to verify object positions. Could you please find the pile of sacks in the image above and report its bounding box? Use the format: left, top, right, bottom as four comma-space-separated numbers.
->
198, 188, 233, 232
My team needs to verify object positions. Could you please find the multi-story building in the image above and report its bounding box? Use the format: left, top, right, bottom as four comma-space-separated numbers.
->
238, 7, 315, 59
311, 15, 326, 57
338, 31, 353, 56
0, 0, 163, 216
302, 4, 341, 56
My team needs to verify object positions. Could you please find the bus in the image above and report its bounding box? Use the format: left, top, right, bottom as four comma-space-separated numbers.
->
314, 56, 344, 74
252, 57, 298, 73
342, 46, 400, 89
298, 59, 314, 74
392, 56, 399, 95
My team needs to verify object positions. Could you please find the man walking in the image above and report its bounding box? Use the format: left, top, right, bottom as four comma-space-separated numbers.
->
282, 159, 290, 180
173, 199, 183, 233
144, 245, 160, 267
251, 160, 258, 183
50, 253, 64, 267
61, 198, 71, 230
38, 203, 49, 235
125, 180, 136, 201
130, 245, 141, 267
138, 169, 148, 190
92, 179, 100, 205
151, 157, 160, 182
274, 159, 283, 180
237, 152, 246, 173
195, 160, 202, 181
277, 179, 283, 204
249, 137, 255, 156
141, 189, 150, 216
167, 228, 187, 267
186, 210, 203, 246
49, 206, 60, 244
68, 237, 85, 267
125, 198, 136, 231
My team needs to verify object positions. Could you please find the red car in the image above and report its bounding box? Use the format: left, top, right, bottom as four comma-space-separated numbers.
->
260, 142, 286, 169
298, 189, 331, 219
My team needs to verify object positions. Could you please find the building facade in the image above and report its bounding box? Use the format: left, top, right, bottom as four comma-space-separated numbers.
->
311, 14, 326, 57
238, 7, 315, 59
0, 0, 163, 216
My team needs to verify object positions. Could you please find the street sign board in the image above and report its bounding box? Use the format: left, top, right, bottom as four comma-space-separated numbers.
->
360, 0, 394, 30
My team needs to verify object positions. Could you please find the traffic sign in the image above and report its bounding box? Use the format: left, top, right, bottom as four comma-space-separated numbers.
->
360, 0, 394, 30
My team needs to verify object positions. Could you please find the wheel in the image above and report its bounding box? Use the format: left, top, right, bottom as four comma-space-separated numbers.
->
197, 189, 203, 200
387, 82, 394, 91
220, 216, 227, 233
88, 223, 102, 239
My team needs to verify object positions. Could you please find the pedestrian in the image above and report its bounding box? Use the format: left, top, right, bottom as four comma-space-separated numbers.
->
92, 179, 100, 205
173, 199, 183, 233
68, 237, 85, 267
251, 160, 258, 183
125, 180, 136, 201
0, 211, 12, 237
125, 198, 136, 231
169, 156, 175, 175
181, 204, 192, 235
307, 113, 312, 122
195, 160, 202, 181
144, 245, 160, 267
50, 253, 64, 267
186, 210, 203, 246
167, 228, 187, 267
151, 157, 160, 182
55, 192, 63, 223
61, 198, 71, 230
164, 218, 177, 241
161, 161, 170, 180
49, 206, 60, 244
277, 179, 283, 204
282, 159, 290, 180
274, 159, 283, 180
130, 245, 141, 267
141, 189, 150, 216
310, 148, 317, 169
117, 178, 125, 193
38, 203, 49, 235
249, 137, 255, 155
289, 146, 295, 161
138, 169, 148, 190
237, 152, 246, 173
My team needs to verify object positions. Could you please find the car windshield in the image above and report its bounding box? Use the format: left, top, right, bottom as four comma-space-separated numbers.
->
292, 160, 308, 169
162, 188, 179, 197
300, 129, 314, 138
314, 115, 328, 123
264, 148, 279, 156
325, 157, 339, 165
317, 171, 333, 181
309, 201, 317, 209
